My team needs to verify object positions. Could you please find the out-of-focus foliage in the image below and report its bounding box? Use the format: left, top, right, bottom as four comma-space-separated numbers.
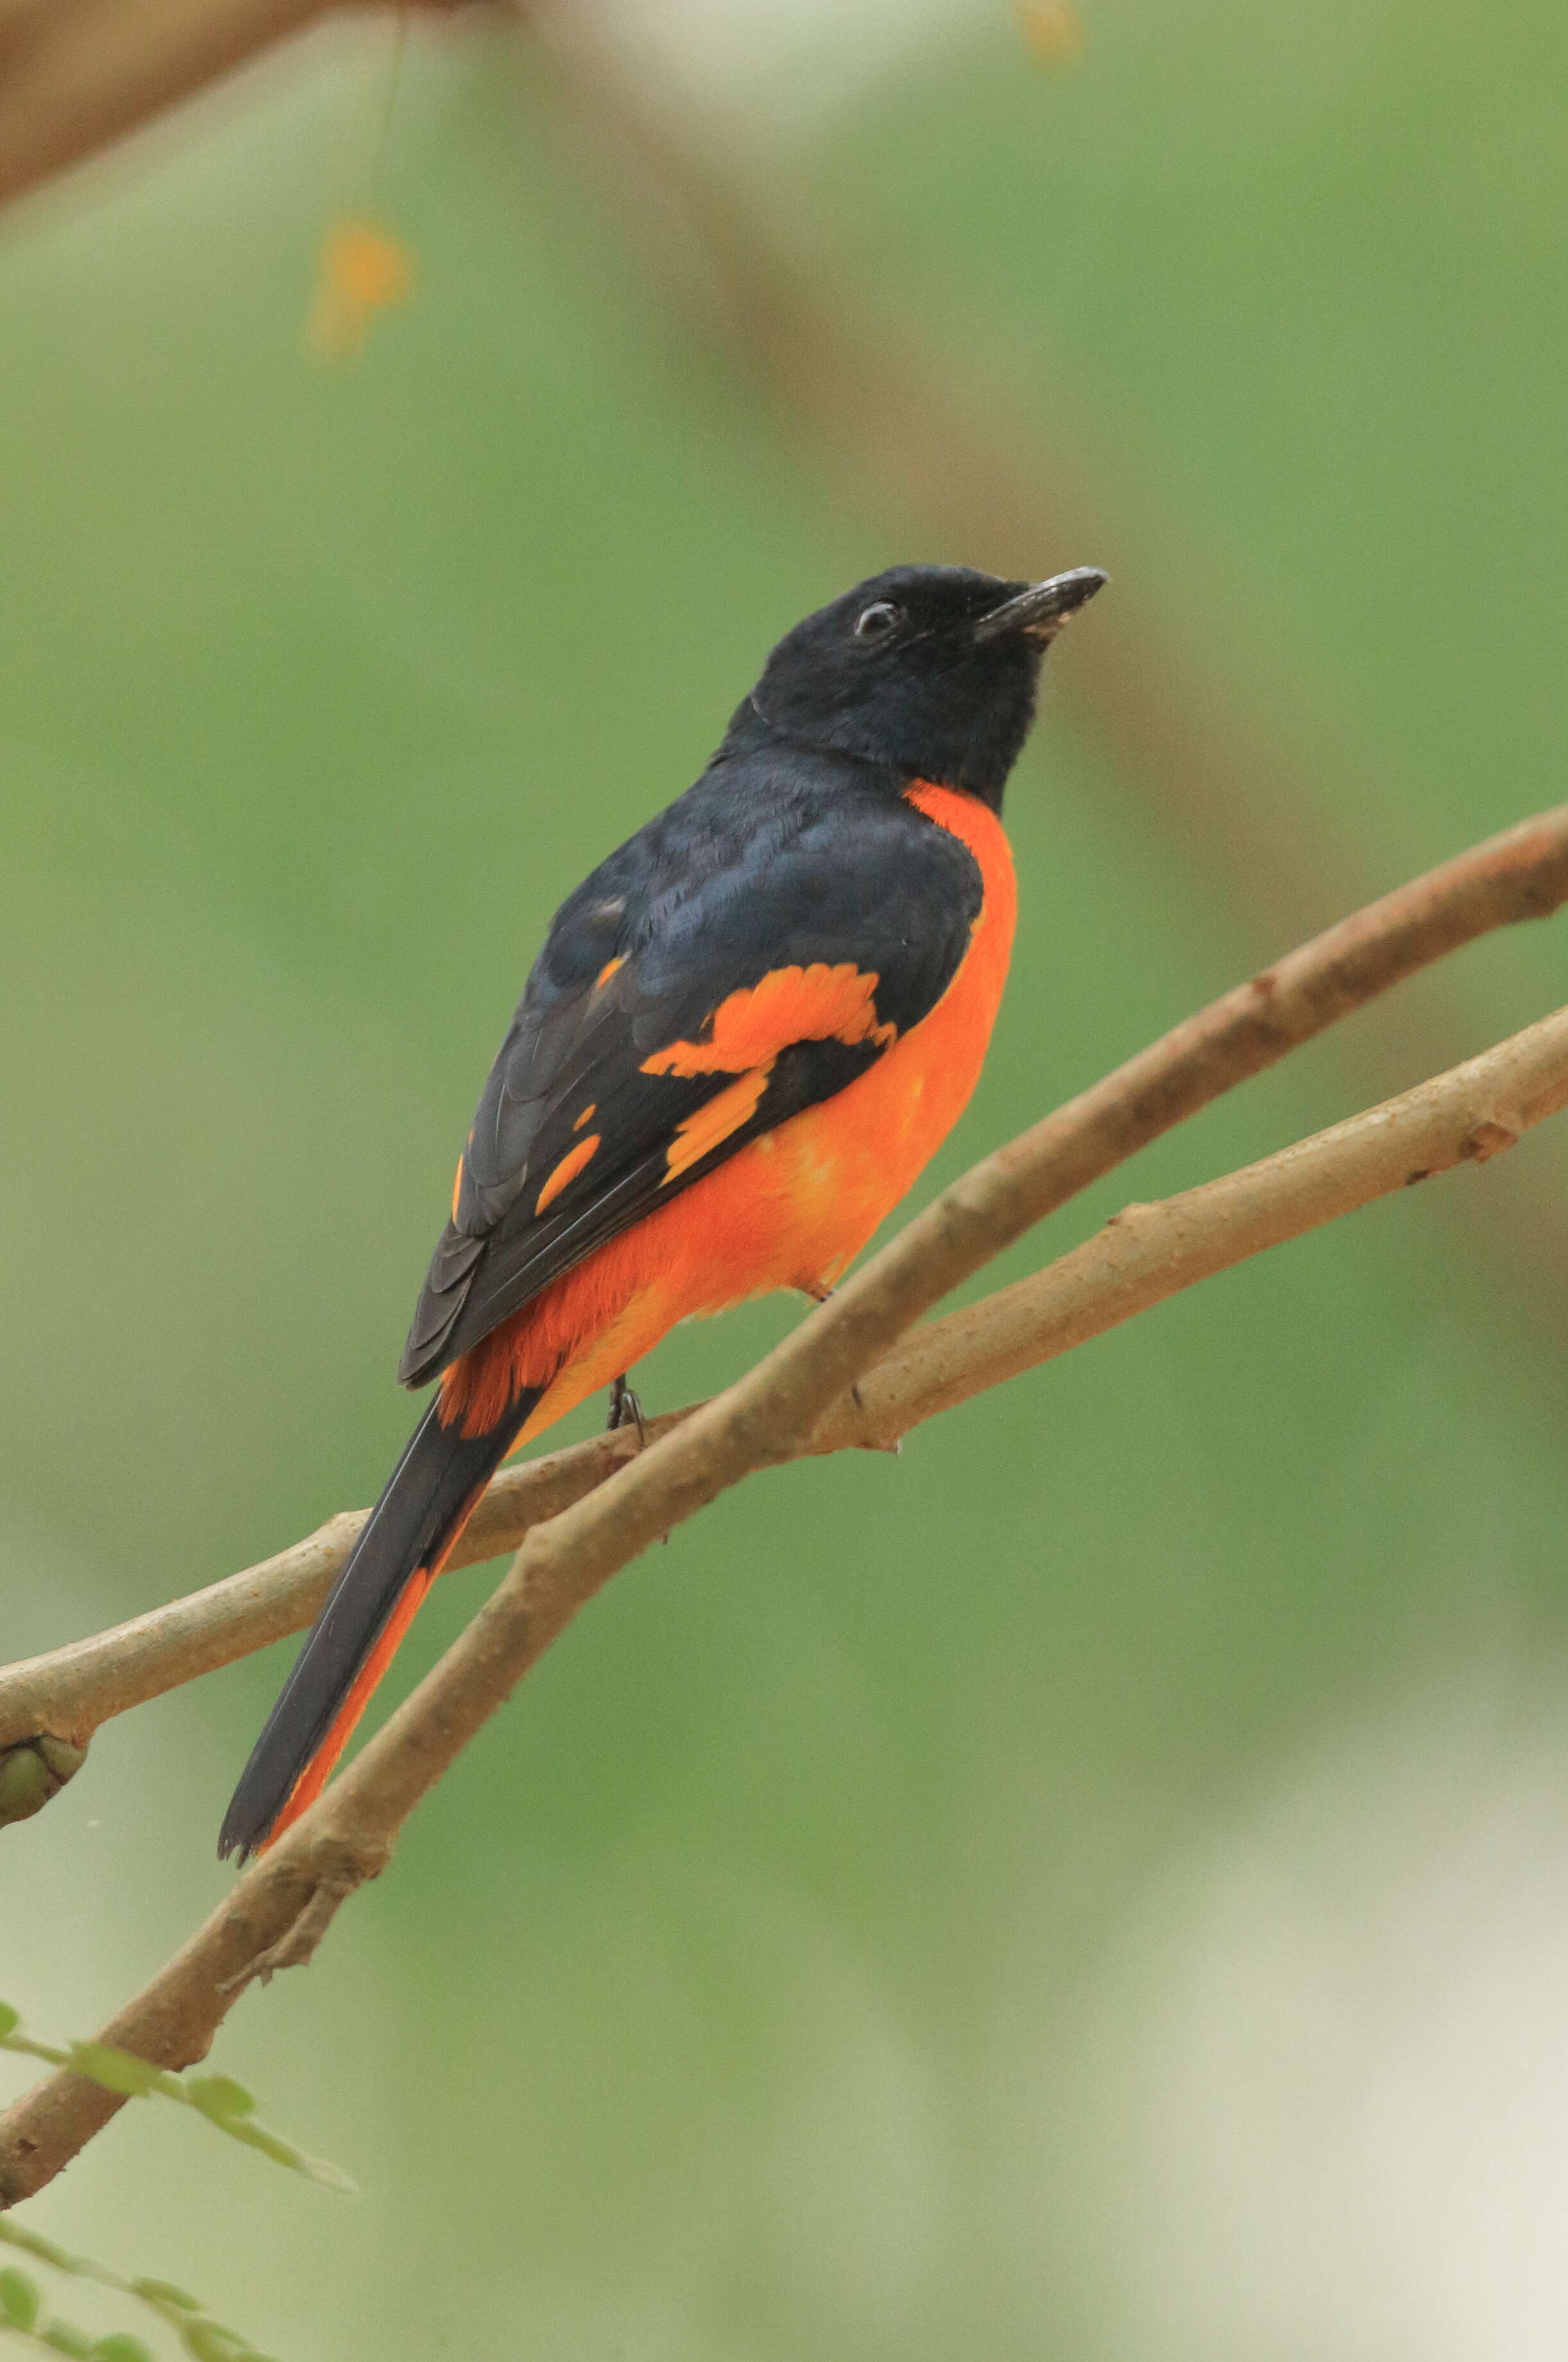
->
3, 5, 1567, 2358
0, 2001, 354, 2191
1, 2208, 275, 2361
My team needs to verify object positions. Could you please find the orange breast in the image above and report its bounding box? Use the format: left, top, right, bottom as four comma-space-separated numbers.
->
447, 783, 1016, 1442
735, 778, 1016, 1292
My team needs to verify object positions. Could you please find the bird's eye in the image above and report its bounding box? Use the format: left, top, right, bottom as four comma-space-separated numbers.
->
853, 601, 903, 640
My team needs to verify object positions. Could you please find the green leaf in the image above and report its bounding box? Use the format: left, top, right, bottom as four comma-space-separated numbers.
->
41, 2327, 96, 2359
180, 2327, 251, 2362
0, 2003, 352, 2192
127, 2281, 201, 2311
185, 2078, 255, 2123
65, 2046, 166, 2101
0, 2269, 40, 2329
0, 2178, 281, 2359
233, 2126, 356, 2194
0, 2229, 74, 2277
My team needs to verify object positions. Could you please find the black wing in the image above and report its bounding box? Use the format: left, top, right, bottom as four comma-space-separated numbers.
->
399, 746, 982, 1387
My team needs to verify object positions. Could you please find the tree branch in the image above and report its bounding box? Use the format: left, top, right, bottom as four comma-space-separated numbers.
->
2, 800, 1565, 1811
5, 819, 1568, 2202
0, 0, 472, 212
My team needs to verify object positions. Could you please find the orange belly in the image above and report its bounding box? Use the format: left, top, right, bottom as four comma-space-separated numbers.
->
447, 782, 1016, 1444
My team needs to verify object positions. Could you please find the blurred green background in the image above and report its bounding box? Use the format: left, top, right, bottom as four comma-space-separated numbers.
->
4, 3, 1568, 2356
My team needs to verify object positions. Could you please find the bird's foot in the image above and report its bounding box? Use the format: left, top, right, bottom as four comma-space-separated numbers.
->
607, 1371, 649, 1450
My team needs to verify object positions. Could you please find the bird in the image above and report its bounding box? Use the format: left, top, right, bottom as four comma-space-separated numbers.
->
218, 560, 1106, 1862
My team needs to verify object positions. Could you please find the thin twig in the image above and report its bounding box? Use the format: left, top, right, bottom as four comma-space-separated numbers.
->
1, 800, 1564, 1783
4, 977, 1567, 2202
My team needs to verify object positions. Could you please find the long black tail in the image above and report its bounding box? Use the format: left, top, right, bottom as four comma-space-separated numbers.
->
217, 1389, 540, 1862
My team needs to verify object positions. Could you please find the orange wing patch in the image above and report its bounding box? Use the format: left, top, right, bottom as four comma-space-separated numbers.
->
595, 957, 626, 990
663, 1069, 771, 1181
452, 1157, 465, 1220
572, 1102, 597, 1131
643, 963, 896, 1079
645, 964, 897, 1187
536, 1134, 601, 1214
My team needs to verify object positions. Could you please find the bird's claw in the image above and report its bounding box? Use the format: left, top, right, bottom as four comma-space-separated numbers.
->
607, 1373, 649, 1450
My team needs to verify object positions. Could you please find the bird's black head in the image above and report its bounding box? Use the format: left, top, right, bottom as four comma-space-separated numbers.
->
746, 562, 1107, 808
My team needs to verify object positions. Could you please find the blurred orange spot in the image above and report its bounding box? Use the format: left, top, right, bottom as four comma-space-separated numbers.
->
1016, 0, 1084, 66
309, 215, 416, 361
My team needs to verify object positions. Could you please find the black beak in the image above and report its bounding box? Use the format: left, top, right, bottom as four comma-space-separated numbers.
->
973, 566, 1109, 644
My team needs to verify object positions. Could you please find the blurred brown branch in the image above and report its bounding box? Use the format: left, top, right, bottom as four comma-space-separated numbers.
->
4, 803, 1568, 2207
0, 0, 357, 209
